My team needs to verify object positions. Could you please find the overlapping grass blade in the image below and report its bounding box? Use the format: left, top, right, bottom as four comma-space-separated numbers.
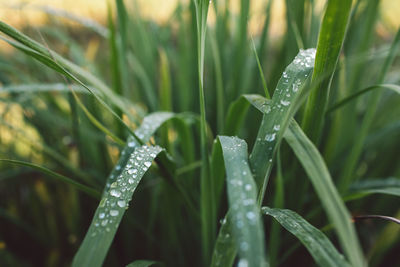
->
72, 145, 163, 267
211, 211, 236, 267
284, 120, 365, 267
250, 48, 316, 201
262, 207, 350, 267
218, 136, 267, 267
301, 0, 352, 143
345, 178, 400, 201
0, 159, 100, 199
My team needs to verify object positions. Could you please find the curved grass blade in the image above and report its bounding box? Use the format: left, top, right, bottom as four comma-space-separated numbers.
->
0, 159, 100, 199
262, 207, 350, 267
218, 136, 267, 267
126, 260, 157, 267
284, 120, 365, 267
345, 178, 400, 201
326, 84, 400, 114
301, 0, 352, 143
250, 48, 316, 202
0, 21, 132, 118
103, 112, 174, 195
72, 145, 163, 267
0, 83, 89, 94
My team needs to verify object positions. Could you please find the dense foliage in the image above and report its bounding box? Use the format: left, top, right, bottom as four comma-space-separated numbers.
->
0, 0, 399, 266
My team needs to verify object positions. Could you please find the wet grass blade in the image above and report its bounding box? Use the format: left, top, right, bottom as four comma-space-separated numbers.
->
250, 49, 316, 202
301, 0, 352, 143
0, 159, 100, 199
218, 136, 267, 267
345, 178, 400, 201
284, 120, 365, 267
72, 145, 163, 267
262, 207, 350, 267
210, 211, 236, 267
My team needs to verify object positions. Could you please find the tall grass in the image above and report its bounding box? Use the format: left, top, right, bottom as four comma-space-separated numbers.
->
0, 0, 399, 266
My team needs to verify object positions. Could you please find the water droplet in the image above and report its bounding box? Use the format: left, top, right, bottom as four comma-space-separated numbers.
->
110, 182, 118, 188
265, 133, 276, 142
115, 165, 121, 170
99, 213, 105, 219
110, 210, 119, 217
238, 258, 249, 267
117, 200, 126, 208
280, 100, 290, 106
246, 211, 256, 221
273, 124, 280, 131
245, 184, 252, 191
242, 171, 247, 176
144, 161, 152, 168
128, 141, 135, 147
110, 189, 121, 197
101, 219, 108, 226
127, 169, 137, 175
128, 178, 134, 184
236, 220, 244, 228
240, 242, 249, 251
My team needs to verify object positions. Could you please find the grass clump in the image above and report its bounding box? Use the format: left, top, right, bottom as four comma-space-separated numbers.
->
0, 0, 399, 266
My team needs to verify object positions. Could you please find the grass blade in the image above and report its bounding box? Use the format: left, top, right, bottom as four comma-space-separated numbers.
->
210, 212, 236, 267
0, 83, 89, 94
218, 136, 267, 267
301, 0, 352, 143
250, 48, 316, 202
284, 120, 365, 267
326, 84, 400, 114
345, 178, 400, 201
0, 159, 100, 199
126, 260, 157, 267
72, 145, 163, 267
262, 207, 350, 267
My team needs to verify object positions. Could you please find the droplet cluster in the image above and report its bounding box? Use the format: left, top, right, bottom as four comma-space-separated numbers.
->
90, 145, 162, 237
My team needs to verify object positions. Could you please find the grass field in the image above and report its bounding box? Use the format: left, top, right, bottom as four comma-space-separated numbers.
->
0, 0, 399, 266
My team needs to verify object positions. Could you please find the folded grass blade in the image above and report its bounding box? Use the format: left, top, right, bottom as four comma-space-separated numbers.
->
262, 207, 350, 267
72, 145, 163, 267
218, 136, 267, 267
126, 260, 157, 267
284, 120, 365, 267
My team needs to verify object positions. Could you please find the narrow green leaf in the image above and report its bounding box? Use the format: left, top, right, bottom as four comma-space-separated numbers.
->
250, 48, 316, 202
218, 136, 267, 267
72, 145, 163, 267
284, 120, 365, 267
326, 84, 400, 114
0, 159, 100, 199
0, 83, 88, 94
262, 207, 350, 267
302, 0, 352, 143
126, 260, 157, 267
211, 212, 236, 267
345, 178, 400, 201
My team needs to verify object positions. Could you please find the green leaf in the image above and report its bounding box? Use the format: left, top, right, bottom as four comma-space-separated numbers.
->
218, 136, 267, 267
345, 178, 400, 201
301, 0, 352, 142
326, 84, 400, 114
262, 207, 350, 267
211, 212, 236, 267
250, 48, 316, 201
0, 159, 100, 199
126, 260, 157, 267
284, 120, 365, 267
72, 145, 163, 267
0, 83, 89, 94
